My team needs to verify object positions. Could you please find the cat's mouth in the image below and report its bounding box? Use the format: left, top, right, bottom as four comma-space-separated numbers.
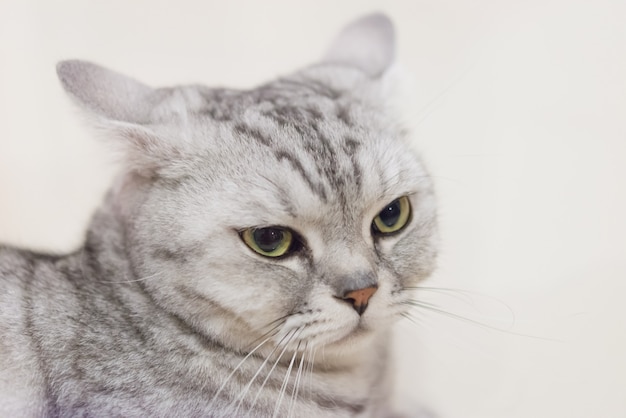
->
273, 311, 373, 351
319, 315, 378, 349
316, 323, 379, 357
338, 323, 370, 342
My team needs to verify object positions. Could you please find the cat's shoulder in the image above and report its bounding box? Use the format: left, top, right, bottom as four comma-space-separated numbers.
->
0, 245, 79, 305
0, 245, 49, 417
0, 245, 34, 285
0, 245, 61, 281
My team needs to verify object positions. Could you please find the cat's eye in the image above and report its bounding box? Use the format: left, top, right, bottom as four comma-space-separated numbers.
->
241, 227, 294, 258
372, 196, 411, 235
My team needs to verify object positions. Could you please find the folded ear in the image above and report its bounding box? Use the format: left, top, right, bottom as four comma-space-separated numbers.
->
322, 13, 395, 77
56, 60, 182, 176
57, 60, 160, 124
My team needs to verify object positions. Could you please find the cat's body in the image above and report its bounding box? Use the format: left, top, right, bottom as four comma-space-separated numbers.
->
0, 14, 438, 417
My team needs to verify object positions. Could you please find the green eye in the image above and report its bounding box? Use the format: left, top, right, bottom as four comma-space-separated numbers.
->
372, 196, 411, 235
241, 227, 293, 257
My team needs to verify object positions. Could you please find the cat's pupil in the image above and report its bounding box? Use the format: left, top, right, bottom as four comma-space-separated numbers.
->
253, 228, 285, 252
379, 200, 401, 227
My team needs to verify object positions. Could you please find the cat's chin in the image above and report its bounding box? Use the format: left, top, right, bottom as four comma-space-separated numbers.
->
310, 324, 391, 370
318, 319, 386, 354
325, 299, 400, 347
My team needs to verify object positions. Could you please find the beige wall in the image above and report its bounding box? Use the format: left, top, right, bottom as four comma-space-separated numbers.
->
1, 1, 625, 416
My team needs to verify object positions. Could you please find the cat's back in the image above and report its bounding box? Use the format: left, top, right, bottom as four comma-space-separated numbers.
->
0, 245, 52, 332
0, 246, 74, 417
0, 244, 40, 280
0, 245, 74, 311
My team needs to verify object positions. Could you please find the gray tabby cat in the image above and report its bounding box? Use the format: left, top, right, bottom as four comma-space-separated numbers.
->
0, 13, 438, 417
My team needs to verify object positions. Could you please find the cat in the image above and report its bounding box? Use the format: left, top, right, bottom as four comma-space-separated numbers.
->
0, 13, 438, 417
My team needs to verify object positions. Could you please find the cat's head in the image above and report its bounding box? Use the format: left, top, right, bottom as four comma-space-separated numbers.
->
58, 14, 438, 359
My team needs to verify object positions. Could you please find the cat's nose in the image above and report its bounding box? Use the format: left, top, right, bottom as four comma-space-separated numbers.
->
341, 286, 378, 315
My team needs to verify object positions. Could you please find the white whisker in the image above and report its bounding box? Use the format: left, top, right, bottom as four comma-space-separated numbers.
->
404, 300, 558, 341
406, 285, 516, 319
272, 341, 299, 418
208, 330, 279, 410
307, 346, 316, 400
287, 342, 307, 417
80, 246, 164, 284
246, 327, 302, 415
232, 328, 298, 416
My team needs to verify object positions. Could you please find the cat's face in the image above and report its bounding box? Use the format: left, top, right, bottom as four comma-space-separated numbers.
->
58, 15, 438, 358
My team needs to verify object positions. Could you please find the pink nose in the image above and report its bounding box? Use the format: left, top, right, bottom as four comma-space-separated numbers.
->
342, 286, 377, 315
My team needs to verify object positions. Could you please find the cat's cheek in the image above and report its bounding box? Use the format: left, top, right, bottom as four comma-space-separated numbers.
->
377, 210, 438, 288
394, 235, 439, 286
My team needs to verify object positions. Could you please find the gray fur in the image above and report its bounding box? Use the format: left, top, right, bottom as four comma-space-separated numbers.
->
0, 13, 438, 417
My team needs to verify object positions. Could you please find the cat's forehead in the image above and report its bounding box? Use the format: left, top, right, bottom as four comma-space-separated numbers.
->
192, 70, 360, 126
181, 75, 424, 229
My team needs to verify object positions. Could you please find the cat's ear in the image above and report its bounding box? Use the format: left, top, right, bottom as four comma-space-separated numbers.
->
57, 60, 158, 124
57, 60, 182, 176
322, 13, 395, 77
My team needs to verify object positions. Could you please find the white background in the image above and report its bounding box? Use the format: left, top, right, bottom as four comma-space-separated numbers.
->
1, 1, 624, 417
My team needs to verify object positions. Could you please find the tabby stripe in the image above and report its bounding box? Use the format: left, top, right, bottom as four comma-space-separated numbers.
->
133, 280, 227, 352
22, 258, 58, 413
234, 123, 272, 147
274, 150, 328, 202
312, 393, 367, 415
343, 136, 363, 193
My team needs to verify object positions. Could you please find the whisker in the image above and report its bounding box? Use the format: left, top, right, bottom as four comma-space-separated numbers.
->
246, 328, 302, 414
306, 345, 316, 401
404, 299, 507, 330
232, 328, 299, 416
272, 341, 300, 418
80, 245, 164, 285
400, 311, 412, 321
405, 286, 479, 306
246, 318, 288, 351
207, 329, 279, 410
405, 285, 516, 323
287, 342, 307, 418
400, 311, 429, 328
403, 300, 558, 341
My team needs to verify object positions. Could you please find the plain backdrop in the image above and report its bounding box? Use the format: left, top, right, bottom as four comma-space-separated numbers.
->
1, 1, 625, 417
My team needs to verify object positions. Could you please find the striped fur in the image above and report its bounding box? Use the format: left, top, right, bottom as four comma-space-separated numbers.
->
0, 14, 438, 417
